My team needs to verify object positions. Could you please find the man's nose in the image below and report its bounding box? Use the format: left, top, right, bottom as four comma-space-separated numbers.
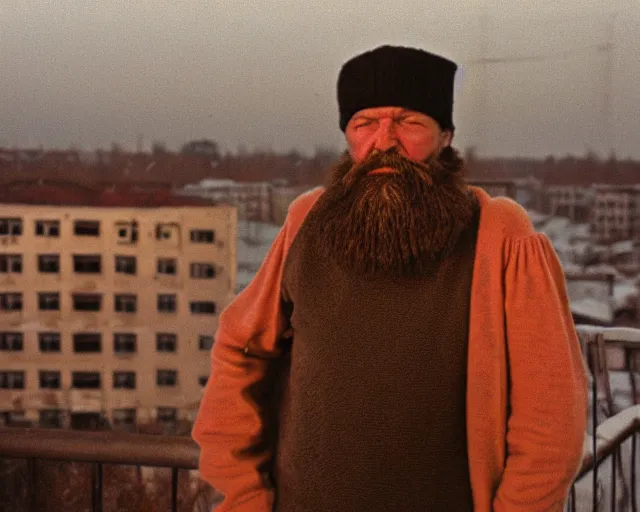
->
372, 120, 398, 152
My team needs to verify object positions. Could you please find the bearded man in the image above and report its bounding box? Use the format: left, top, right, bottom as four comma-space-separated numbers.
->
193, 45, 587, 512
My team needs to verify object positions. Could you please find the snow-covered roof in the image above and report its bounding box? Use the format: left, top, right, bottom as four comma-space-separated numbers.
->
610, 240, 634, 256
613, 281, 638, 309
571, 298, 613, 324
526, 209, 550, 226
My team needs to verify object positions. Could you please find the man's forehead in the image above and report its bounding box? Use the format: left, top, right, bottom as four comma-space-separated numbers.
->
352, 106, 429, 119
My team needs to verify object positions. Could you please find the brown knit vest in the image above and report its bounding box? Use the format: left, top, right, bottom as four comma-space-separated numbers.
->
272, 196, 480, 511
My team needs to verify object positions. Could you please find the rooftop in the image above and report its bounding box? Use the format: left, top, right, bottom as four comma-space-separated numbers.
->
0, 179, 221, 208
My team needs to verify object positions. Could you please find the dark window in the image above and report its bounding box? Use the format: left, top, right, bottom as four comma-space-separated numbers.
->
0, 332, 23, 351
156, 370, 177, 387
190, 301, 216, 315
155, 223, 178, 240
39, 371, 61, 389
115, 294, 137, 313
35, 220, 60, 237
74, 220, 100, 236
199, 335, 214, 350
113, 408, 136, 426
38, 254, 60, 273
39, 409, 63, 428
157, 407, 177, 422
39, 332, 61, 352
115, 221, 138, 244
114, 333, 137, 353
0, 371, 25, 389
113, 371, 136, 389
73, 255, 101, 273
156, 333, 177, 352
190, 229, 215, 243
115, 256, 136, 275
38, 292, 60, 311
157, 258, 177, 275
0, 254, 22, 273
190, 263, 216, 279
198, 375, 208, 387
0, 293, 22, 311
0, 218, 23, 236
157, 294, 177, 313
73, 333, 101, 353
72, 294, 102, 312
71, 372, 101, 389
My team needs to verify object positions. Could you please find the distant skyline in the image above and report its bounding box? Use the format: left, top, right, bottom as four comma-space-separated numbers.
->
1, 1, 639, 159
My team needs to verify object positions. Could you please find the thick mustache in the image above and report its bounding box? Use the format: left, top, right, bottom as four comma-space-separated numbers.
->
341, 150, 433, 188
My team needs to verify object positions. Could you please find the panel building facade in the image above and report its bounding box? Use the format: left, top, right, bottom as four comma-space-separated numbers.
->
0, 185, 236, 430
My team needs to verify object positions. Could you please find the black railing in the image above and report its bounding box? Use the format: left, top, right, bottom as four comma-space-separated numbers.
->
0, 427, 199, 512
567, 405, 640, 511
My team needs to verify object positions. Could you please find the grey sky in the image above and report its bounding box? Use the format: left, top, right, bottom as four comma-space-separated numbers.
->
0, 0, 638, 158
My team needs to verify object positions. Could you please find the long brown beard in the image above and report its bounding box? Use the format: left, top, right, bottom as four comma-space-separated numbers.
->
303, 146, 478, 278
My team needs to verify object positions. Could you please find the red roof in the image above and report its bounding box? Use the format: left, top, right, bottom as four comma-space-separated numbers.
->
0, 179, 217, 208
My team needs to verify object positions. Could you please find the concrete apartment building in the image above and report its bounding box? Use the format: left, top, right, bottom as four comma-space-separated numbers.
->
0, 181, 236, 430
545, 185, 594, 224
592, 184, 640, 243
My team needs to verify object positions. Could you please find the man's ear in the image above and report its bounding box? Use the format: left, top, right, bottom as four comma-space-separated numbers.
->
440, 130, 453, 150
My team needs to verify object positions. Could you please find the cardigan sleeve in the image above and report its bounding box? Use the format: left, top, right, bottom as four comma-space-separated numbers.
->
191, 222, 293, 512
494, 233, 588, 512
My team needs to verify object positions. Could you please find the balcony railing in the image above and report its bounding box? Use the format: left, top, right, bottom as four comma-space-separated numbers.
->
0, 427, 199, 512
0, 324, 639, 511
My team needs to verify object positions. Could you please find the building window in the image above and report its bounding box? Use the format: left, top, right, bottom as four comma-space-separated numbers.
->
38, 292, 60, 311
157, 407, 177, 422
72, 293, 102, 312
113, 408, 136, 426
115, 294, 137, 313
199, 335, 214, 350
190, 301, 216, 315
157, 294, 177, 313
115, 256, 136, 275
39, 371, 61, 389
0, 371, 25, 389
198, 376, 208, 387
190, 263, 216, 279
71, 372, 101, 389
113, 371, 136, 389
74, 220, 100, 236
115, 221, 138, 244
73, 333, 101, 353
39, 409, 63, 428
39, 332, 61, 352
114, 333, 137, 353
0, 254, 22, 273
190, 229, 215, 243
0, 218, 23, 236
157, 369, 177, 387
38, 254, 60, 273
35, 220, 60, 237
157, 258, 177, 275
0, 293, 22, 311
156, 333, 177, 352
155, 223, 179, 241
73, 254, 101, 273
0, 332, 23, 351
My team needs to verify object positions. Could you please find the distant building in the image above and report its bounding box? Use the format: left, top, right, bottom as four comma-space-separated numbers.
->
180, 179, 272, 223
544, 185, 594, 224
0, 180, 237, 430
592, 184, 640, 243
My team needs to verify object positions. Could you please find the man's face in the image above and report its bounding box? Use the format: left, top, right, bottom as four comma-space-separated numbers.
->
344, 106, 452, 169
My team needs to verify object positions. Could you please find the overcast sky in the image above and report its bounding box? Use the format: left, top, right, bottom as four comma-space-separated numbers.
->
0, 0, 638, 158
